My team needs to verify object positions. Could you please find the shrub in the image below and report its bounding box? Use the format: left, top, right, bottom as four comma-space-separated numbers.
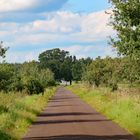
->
25, 79, 44, 95
109, 82, 118, 92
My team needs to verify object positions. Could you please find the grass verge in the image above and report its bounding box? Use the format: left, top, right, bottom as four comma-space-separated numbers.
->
0, 87, 56, 140
67, 84, 140, 139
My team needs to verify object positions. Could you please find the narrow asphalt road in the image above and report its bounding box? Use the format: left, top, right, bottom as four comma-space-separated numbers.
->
22, 87, 137, 140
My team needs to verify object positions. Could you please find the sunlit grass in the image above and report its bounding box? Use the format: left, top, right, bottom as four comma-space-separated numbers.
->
0, 88, 56, 140
68, 84, 140, 139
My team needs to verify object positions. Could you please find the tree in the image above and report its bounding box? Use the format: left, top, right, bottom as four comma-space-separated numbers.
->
72, 60, 82, 82
61, 56, 73, 85
82, 56, 123, 90
109, 0, 140, 86
83, 57, 105, 87
110, 0, 140, 59
39, 48, 69, 80
0, 41, 9, 59
0, 64, 14, 91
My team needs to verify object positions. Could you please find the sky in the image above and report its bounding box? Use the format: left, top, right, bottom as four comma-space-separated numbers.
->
0, 0, 116, 63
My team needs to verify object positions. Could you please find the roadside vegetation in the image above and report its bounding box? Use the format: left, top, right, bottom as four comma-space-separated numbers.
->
0, 88, 56, 140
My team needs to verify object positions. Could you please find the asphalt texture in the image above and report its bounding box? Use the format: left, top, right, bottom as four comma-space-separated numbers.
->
22, 87, 137, 140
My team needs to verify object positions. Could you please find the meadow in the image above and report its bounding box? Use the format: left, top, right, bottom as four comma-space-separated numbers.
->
0, 88, 56, 140
68, 84, 140, 139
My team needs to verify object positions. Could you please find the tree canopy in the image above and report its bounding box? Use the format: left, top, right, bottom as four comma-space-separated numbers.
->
38, 48, 92, 84
110, 0, 140, 60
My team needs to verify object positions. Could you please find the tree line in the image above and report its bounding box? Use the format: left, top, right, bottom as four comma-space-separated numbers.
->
0, 0, 140, 94
83, 56, 140, 91
0, 44, 92, 94
39, 48, 92, 84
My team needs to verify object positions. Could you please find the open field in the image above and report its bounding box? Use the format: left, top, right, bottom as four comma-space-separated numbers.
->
67, 84, 140, 139
0, 88, 56, 140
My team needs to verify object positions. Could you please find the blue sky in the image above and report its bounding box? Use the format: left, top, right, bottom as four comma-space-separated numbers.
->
0, 0, 115, 63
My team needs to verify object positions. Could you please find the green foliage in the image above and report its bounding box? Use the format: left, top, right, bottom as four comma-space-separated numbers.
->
39, 48, 69, 80
122, 57, 140, 84
0, 88, 55, 139
39, 48, 92, 84
61, 57, 73, 84
0, 41, 9, 59
25, 79, 44, 95
72, 61, 82, 81
38, 69, 55, 87
0, 64, 14, 91
0, 61, 55, 94
72, 58, 92, 82
83, 57, 117, 88
83, 56, 140, 90
110, 0, 140, 59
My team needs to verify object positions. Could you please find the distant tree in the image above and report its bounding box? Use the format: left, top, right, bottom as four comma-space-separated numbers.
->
0, 41, 9, 59
83, 57, 104, 87
39, 48, 93, 84
72, 60, 82, 82
0, 64, 14, 91
61, 56, 73, 85
39, 48, 69, 80
82, 56, 122, 90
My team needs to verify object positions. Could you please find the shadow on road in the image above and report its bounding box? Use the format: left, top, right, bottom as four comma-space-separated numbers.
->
38, 112, 99, 117
33, 119, 110, 125
22, 134, 136, 140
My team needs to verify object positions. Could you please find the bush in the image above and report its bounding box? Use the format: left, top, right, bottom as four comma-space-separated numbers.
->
109, 82, 118, 92
0, 62, 55, 94
0, 64, 14, 92
25, 79, 44, 95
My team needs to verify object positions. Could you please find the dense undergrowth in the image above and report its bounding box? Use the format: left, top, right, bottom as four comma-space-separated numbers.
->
68, 84, 140, 139
0, 88, 56, 140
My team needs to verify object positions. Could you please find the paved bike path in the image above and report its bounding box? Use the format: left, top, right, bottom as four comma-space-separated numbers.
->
22, 87, 137, 140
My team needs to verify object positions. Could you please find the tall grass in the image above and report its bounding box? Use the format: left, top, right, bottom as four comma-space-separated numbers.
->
0, 88, 56, 140
68, 84, 140, 139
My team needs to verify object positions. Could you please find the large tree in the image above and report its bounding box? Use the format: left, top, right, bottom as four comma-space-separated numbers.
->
110, 0, 140, 59
38, 48, 70, 81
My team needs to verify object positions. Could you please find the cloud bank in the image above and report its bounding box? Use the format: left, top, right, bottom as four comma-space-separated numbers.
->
0, 0, 115, 62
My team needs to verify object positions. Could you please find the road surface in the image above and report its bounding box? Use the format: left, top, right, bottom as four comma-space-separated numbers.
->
22, 87, 137, 140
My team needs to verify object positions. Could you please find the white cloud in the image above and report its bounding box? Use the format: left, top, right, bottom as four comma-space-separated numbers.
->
0, 10, 114, 46
60, 45, 116, 59
0, 0, 37, 12
0, 9, 116, 62
0, 0, 68, 13
32, 11, 82, 33
6, 50, 40, 63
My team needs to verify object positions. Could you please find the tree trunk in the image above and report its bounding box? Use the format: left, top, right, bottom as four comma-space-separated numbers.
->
70, 80, 72, 85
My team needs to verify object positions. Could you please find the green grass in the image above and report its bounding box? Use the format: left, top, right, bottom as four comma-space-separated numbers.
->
67, 84, 140, 139
0, 88, 56, 140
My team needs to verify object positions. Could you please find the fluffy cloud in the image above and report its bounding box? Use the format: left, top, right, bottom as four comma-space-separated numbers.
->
0, 0, 37, 12
0, 10, 114, 45
0, 9, 115, 62
0, 0, 68, 13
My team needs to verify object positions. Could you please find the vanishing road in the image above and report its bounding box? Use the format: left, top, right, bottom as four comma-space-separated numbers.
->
22, 87, 137, 140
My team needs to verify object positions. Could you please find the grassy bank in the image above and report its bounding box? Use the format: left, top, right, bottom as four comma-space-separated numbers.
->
0, 88, 56, 140
68, 84, 140, 139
